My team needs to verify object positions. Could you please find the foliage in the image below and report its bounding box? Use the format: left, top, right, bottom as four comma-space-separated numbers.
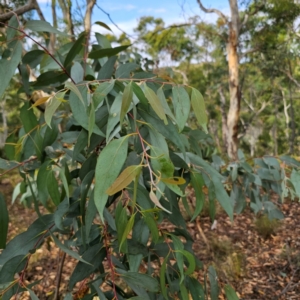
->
0, 14, 299, 300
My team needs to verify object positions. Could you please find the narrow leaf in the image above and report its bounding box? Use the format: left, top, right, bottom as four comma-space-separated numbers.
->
94, 136, 128, 221
172, 86, 190, 132
157, 87, 175, 120
208, 266, 219, 300
89, 45, 131, 59
0, 40, 22, 99
143, 83, 167, 124
120, 81, 133, 124
25, 20, 69, 36
191, 88, 208, 133
224, 284, 239, 300
65, 81, 84, 105
0, 193, 8, 249
64, 32, 87, 67
95, 21, 113, 32
88, 100, 95, 146
120, 213, 135, 251
190, 172, 205, 221
106, 165, 142, 195
160, 255, 169, 299
45, 92, 66, 128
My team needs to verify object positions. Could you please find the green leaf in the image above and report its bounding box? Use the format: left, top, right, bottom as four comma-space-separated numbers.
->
97, 56, 118, 79
106, 94, 122, 140
139, 109, 186, 155
120, 81, 133, 124
25, 20, 69, 36
88, 100, 95, 146
157, 87, 175, 121
71, 62, 84, 83
188, 277, 205, 299
143, 213, 159, 243
290, 169, 300, 197
27, 288, 39, 300
190, 172, 205, 221
191, 88, 208, 133
116, 63, 139, 79
94, 136, 128, 221
224, 284, 239, 300
208, 266, 219, 300
89, 45, 131, 59
51, 234, 90, 264
120, 213, 135, 251
172, 86, 190, 132
45, 92, 66, 128
171, 234, 184, 283
93, 80, 115, 108
59, 167, 69, 201
64, 32, 87, 67
69, 243, 106, 289
180, 283, 189, 300
118, 269, 160, 292
0, 158, 19, 170
22, 50, 45, 68
0, 194, 8, 249
106, 165, 142, 195
47, 170, 60, 206
95, 21, 112, 32
0, 215, 54, 265
65, 81, 84, 105
0, 40, 22, 99
115, 202, 128, 253
143, 83, 168, 124
20, 102, 38, 133
160, 255, 169, 299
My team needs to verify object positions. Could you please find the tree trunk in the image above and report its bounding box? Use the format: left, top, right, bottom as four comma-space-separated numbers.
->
49, 0, 57, 54
226, 0, 240, 160
57, 0, 74, 39
218, 87, 228, 153
197, 0, 240, 160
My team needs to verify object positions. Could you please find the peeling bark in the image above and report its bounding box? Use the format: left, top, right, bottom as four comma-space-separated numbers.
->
197, 0, 240, 160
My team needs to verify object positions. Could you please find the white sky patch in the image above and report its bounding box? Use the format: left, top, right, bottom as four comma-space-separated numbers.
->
138, 8, 167, 14
101, 4, 137, 12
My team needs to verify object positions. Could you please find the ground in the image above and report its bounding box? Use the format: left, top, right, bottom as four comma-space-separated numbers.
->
1, 179, 300, 300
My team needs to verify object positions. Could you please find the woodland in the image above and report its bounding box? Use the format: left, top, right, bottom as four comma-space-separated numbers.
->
1, 0, 300, 299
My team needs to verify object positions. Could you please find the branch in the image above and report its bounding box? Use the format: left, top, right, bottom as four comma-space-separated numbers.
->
0, 0, 35, 22
240, 4, 264, 29
95, 3, 135, 39
240, 47, 259, 57
196, 0, 228, 24
281, 69, 300, 88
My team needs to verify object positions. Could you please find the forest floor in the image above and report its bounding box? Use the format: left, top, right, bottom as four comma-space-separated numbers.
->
1, 178, 300, 300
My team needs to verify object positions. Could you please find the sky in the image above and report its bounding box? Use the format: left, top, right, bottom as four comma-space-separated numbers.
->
37, 0, 230, 37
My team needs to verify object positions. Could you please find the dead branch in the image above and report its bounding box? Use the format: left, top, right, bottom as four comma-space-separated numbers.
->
196, 0, 229, 24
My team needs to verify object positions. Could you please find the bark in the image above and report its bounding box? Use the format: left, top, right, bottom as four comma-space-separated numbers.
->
218, 87, 228, 153
84, 0, 96, 33
49, 0, 57, 54
197, 0, 240, 160
0, 0, 35, 22
57, 0, 74, 38
288, 62, 296, 155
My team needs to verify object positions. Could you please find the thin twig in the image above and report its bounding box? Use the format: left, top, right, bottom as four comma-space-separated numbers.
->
95, 3, 135, 39
54, 251, 66, 300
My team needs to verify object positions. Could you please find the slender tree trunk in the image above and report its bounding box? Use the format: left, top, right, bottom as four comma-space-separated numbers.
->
218, 87, 228, 153
197, 0, 240, 160
57, 0, 75, 39
49, 0, 57, 54
226, 0, 240, 160
288, 62, 296, 154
